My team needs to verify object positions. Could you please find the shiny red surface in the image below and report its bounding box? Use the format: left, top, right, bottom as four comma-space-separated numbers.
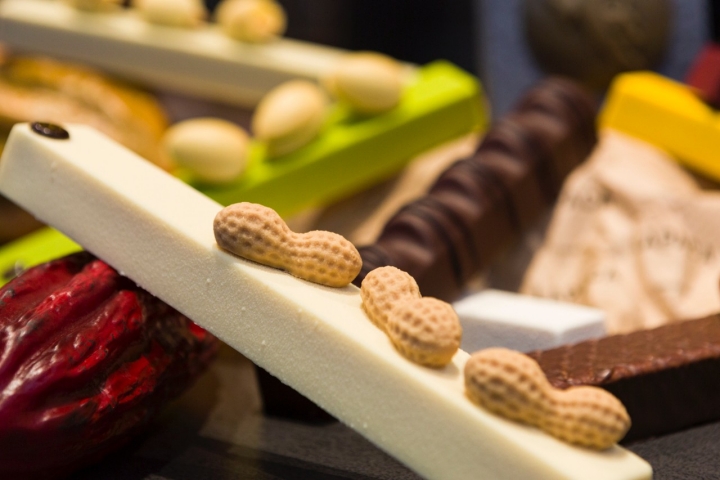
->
0, 252, 219, 479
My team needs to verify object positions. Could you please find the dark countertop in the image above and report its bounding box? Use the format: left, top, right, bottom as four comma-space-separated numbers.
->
70, 345, 720, 480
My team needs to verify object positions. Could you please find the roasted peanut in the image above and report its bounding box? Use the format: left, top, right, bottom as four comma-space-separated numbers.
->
387, 297, 462, 367
361, 266, 461, 367
214, 202, 361, 287
360, 266, 420, 332
464, 348, 631, 450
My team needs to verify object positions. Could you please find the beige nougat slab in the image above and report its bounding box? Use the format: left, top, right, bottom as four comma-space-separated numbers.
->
0, 124, 651, 480
0, 0, 407, 107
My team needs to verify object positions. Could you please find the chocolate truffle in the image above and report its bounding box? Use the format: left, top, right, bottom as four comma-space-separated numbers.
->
524, 0, 672, 91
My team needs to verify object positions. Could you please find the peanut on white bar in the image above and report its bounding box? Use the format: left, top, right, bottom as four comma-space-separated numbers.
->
0, 123, 651, 480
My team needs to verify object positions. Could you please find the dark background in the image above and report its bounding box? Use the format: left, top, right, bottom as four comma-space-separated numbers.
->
206, 0, 477, 74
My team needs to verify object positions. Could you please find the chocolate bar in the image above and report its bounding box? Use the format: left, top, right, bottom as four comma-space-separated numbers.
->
354, 77, 597, 301
527, 314, 720, 442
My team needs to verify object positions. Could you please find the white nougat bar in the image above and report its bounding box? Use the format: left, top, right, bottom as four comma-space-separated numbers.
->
0, 124, 651, 480
0, 0, 353, 107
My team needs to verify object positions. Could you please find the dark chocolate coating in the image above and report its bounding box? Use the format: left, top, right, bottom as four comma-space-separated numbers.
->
527, 314, 720, 442
354, 77, 598, 301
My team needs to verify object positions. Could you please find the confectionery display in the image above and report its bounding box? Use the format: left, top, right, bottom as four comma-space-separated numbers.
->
453, 289, 606, 354
354, 76, 597, 301
0, 123, 651, 479
527, 313, 720, 442
192, 61, 484, 217
2, 2, 720, 478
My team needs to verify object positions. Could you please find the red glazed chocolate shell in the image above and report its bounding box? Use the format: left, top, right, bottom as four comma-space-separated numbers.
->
0, 252, 219, 479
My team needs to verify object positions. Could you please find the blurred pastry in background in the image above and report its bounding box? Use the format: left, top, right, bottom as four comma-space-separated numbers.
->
0, 55, 168, 166
524, 0, 672, 91
0, 54, 169, 243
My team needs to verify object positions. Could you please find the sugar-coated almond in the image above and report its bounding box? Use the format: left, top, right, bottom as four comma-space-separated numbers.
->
216, 0, 286, 44
63, 0, 123, 11
163, 118, 249, 184
134, 0, 206, 28
325, 52, 404, 115
252, 80, 328, 156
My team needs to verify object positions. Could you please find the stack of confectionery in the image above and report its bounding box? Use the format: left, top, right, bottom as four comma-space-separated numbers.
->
353, 76, 597, 301
0, 1, 718, 479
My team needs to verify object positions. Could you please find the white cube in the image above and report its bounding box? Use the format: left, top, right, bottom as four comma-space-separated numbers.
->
453, 290, 606, 353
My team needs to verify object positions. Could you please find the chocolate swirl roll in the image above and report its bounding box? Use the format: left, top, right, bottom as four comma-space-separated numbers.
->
354, 77, 598, 300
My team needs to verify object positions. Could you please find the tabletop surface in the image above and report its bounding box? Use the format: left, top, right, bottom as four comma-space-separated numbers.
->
68, 346, 720, 480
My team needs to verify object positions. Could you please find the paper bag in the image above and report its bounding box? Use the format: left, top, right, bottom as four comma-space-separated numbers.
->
522, 130, 720, 333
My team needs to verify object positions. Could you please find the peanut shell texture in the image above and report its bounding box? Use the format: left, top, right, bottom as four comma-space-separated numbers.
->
214, 202, 361, 287
465, 348, 630, 450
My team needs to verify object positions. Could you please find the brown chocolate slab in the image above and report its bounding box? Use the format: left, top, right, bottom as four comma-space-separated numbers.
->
528, 314, 720, 442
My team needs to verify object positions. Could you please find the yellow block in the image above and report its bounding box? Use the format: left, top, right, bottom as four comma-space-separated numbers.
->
599, 71, 720, 182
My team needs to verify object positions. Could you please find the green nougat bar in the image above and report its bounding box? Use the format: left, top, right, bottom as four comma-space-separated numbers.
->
189, 61, 487, 218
